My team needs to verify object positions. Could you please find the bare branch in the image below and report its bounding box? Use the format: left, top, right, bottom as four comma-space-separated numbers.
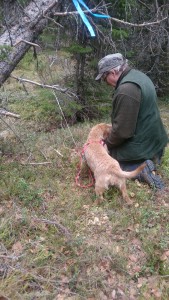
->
42, 14, 64, 28
54, 9, 167, 27
10, 75, 78, 98
54, 6, 109, 16
110, 16, 167, 27
13, 39, 41, 48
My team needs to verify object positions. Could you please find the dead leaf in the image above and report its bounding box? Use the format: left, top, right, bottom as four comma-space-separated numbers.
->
100, 259, 110, 271
129, 287, 137, 298
160, 250, 169, 261
133, 265, 141, 273
151, 288, 162, 298
116, 246, 120, 253
108, 274, 116, 285
60, 275, 69, 284
129, 255, 138, 262
137, 277, 147, 288
98, 291, 108, 300
6, 201, 12, 208
135, 180, 142, 187
0, 206, 4, 214
12, 241, 23, 254
117, 287, 127, 298
132, 238, 142, 247
15, 212, 22, 220
55, 295, 65, 300
135, 223, 140, 233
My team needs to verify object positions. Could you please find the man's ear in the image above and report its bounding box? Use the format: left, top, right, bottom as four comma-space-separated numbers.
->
109, 70, 115, 75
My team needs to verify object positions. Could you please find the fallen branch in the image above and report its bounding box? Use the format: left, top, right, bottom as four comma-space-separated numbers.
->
33, 217, 72, 239
10, 75, 78, 98
0, 108, 20, 118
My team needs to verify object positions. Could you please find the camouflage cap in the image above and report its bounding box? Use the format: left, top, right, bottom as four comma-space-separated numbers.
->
95, 53, 126, 80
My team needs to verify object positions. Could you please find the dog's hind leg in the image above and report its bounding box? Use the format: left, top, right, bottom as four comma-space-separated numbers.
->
94, 180, 106, 204
80, 160, 90, 178
95, 186, 105, 200
118, 180, 133, 205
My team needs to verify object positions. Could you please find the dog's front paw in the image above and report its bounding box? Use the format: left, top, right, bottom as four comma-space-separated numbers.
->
125, 197, 133, 206
94, 197, 104, 205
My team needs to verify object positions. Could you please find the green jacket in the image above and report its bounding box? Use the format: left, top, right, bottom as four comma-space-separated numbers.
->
107, 68, 168, 161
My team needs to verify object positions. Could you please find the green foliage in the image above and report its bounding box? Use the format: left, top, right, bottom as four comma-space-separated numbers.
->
110, 0, 136, 19
112, 28, 129, 39
39, 28, 57, 47
125, 50, 136, 58
159, 96, 169, 103
9, 87, 83, 129
0, 45, 12, 60
64, 43, 92, 55
159, 260, 169, 276
15, 178, 43, 207
161, 143, 169, 176
17, 51, 36, 70
35, 89, 58, 119
0, 219, 18, 248
87, 57, 98, 70
81, 77, 112, 117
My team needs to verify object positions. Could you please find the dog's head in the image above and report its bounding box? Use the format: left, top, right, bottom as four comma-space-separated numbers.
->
88, 123, 112, 140
100, 123, 112, 139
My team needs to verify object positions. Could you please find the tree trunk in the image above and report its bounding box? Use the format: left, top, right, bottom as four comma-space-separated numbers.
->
0, 0, 61, 86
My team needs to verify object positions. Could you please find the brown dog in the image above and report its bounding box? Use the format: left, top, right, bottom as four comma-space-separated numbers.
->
83, 123, 145, 205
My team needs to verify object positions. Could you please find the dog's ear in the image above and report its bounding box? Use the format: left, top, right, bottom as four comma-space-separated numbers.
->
102, 124, 112, 138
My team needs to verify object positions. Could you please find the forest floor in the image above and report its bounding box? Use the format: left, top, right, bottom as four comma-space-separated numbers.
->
0, 51, 169, 300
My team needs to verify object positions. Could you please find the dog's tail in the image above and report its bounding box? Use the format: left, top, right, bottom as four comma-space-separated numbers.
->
119, 162, 146, 179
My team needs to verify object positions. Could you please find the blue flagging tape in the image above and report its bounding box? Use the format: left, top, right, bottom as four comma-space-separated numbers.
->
72, 0, 110, 37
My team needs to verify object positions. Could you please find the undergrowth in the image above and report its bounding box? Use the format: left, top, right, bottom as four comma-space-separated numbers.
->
0, 51, 169, 300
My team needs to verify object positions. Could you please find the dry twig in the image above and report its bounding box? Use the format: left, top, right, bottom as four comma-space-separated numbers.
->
21, 162, 52, 165
33, 217, 72, 240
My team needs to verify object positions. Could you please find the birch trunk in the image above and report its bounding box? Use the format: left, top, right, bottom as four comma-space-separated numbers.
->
0, 0, 61, 86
